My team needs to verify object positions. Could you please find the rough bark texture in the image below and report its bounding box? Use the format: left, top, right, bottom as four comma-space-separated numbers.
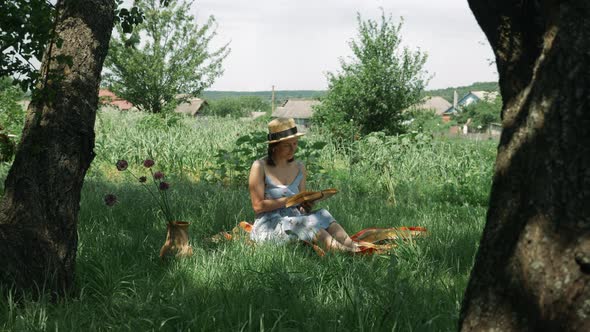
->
0, 0, 115, 296
460, 1, 590, 331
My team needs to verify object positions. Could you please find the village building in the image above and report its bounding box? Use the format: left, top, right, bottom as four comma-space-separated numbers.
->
406, 96, 452, 115
174, 97, 208, 117
98, 89, 133, 111
443, 90, 499, 115
271, 99, 321, 131
488, 122, 502, 137
441, 90, 503, 136
98, 89, 134, 110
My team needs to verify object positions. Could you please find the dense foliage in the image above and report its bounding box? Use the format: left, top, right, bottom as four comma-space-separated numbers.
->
0, 77, 25, 136
0, 0, 145, 94
313, 11, 429, 141
200, 130, 328, 186
204, 96, 271, 118
104, 0, 229, 113
0, 0, 54, 92
0, 77, 25, 161
404, 108, 452, 134
454, 95, 502, 129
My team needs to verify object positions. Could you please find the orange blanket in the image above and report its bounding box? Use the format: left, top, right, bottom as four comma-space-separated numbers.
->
211, 221, 427, 256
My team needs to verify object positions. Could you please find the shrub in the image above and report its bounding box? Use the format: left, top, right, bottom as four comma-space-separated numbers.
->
313, 10, 428, 141
201, 131, 329, 187
204, 96, 270, 118
454, 95, 502, 130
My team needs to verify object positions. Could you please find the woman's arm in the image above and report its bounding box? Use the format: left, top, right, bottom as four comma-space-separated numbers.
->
298, 162, 314, 213
248, 160, 288, 214
298, 162, 307, 193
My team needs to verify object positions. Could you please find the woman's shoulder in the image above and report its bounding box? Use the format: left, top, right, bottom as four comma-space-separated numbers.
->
252, 157, 267, 166
295, 159, 306, 169
251, 158, 269, 173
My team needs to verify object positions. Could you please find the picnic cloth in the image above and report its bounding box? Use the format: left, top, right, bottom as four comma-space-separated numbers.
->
211, 221, 427, 256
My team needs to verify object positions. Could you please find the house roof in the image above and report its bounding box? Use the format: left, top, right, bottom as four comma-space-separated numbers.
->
110, 99, 134, 110
98, 89, 134, 110
175, 98, 207, 116
272, 99, 321, 119
443, 106, 460, 115
443, 90, 500, 114
408, 96, 451, 115
468, 91, 499, 102
99, 89, 117, 98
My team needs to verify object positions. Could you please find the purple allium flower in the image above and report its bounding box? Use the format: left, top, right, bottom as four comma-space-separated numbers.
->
153, 171, 164, 180
159, 182, 170, 190
143, 159, 155, 168
139, 176, 147, 183
104, 194, 117, 206
116, 159, 128, 171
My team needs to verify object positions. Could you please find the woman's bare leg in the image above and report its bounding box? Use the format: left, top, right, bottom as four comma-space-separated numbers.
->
326, 222, 358, 247
314, 228, 358, 252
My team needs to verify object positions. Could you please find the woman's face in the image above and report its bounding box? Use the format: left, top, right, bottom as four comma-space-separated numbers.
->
274, 137, 299, 161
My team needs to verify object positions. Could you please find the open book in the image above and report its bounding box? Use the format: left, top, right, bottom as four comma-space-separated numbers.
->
285, 188, 338, 208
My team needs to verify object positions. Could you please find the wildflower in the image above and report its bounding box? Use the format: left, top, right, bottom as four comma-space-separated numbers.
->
116, 159, 128, 171
104, 194, 117, 206
108, 159, 176, 224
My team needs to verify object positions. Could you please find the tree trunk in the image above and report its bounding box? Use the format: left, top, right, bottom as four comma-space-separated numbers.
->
460, 1, 590, 331
0, 0, 115, 296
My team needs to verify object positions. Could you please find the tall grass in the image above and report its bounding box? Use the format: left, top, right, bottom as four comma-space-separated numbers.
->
0, 109, 497, 331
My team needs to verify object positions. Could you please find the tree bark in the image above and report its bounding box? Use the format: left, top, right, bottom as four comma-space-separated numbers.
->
0, 0, 115, 296
460, 1, 590, 331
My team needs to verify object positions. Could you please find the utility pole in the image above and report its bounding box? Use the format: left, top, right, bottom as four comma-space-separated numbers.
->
271, 85, 275, 115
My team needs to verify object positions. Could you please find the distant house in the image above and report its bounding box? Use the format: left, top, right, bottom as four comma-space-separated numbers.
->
272, 99, 321, 130
174, 97, 208, 117
98, 89, 134, 110
406, 96, 451, 116
488, 122, 502, 137
249, 111, 267, 119
443, 90, 499, 115
459, 91, 499, 107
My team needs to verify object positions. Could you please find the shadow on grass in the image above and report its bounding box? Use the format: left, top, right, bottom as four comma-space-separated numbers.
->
0, 171, 484, 331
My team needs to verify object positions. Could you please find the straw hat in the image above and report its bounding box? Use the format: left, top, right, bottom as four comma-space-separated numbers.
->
266, 118, 305, 144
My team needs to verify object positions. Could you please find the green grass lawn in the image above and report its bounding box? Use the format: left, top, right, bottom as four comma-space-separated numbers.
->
0, 110, 497, 331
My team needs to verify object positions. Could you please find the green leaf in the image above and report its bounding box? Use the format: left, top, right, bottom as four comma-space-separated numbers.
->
311, 141, 327, 150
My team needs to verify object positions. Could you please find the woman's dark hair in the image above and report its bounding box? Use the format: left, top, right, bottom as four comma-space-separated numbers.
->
266, 142, 294, 166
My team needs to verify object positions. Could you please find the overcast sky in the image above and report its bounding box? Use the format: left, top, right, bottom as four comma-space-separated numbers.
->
188, 0, 497, 91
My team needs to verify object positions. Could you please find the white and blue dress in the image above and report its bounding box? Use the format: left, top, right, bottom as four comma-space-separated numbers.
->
250, 161, 335, 244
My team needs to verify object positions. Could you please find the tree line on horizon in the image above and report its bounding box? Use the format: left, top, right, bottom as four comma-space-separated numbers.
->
201, 81, 499, 104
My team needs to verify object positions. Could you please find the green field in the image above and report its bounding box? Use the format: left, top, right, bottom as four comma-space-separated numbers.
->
0, 109, 498, 331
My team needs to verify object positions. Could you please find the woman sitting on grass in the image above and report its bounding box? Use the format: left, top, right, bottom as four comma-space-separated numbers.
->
248, 117, 366, 253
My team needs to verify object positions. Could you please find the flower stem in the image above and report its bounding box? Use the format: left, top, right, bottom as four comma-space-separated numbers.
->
130, 168, 169, 224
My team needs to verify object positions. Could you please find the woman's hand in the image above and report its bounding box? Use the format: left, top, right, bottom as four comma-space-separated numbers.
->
300, 201, 315, 213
